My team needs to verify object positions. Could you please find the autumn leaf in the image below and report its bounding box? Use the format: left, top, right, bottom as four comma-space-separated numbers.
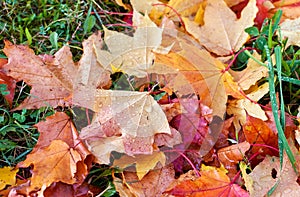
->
183, 0, 258, 56
242, 115, 278, 156
217, 141, 250, 176
166, 165, 249, 197
0, 58, 16, 107
113, 164, 175, 197
245, 150, 300, 196
0, 166, 18, 190
2, 41, 75, 110
229, 52, 269, 90
80, 89, 170, 164
95, 11, 166, 78
113, 151, 166, 180
17, 140, 83, 191
227, 82, 269, 132
73, 32, 111, 109
280, 17, 300, 47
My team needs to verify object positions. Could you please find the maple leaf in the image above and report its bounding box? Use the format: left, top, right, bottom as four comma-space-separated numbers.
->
113, 164, 175, 197
17, 140, 83, 191
229, 52, 269, 90
73, 32, 112, 109
227, 82, 269, 132
95, 11, 165, 78
2, 41, 75, 110
166, 165, 249, 197
0, 58, 16, 107
280, 17, 300, 47
0, 166, 18, 190
80, 89, 170, 163
244, 147, 300, 196
242, 115, 278, 156
113, 151, 166, 180
217, 141, 250, 176
183, 0, 258, 56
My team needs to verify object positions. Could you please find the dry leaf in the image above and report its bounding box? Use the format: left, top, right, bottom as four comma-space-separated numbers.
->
0, 58, 16, 107
17, 140, 82, 191
0, 167, 18, 190
114, 165, 175, 197
242, 115, 278, 156
80, 89, 170, 163
166, 165, 249, 196
227, 82, 269, 132
280, 18, 300, 47
246, 153, 300, 197
217, 141, 250, 175
95, 11, 165, 78
183, 0, 258, 56
229, 52, 269, 90
73, 32, 111, 109
113, 151, 166, 180
2, 41, 75, 110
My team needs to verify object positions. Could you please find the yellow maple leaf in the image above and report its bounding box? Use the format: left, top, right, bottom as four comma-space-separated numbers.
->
0, 167, 18, 190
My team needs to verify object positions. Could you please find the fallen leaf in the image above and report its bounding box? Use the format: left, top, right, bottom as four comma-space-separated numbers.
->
113, 151, 166, 180
229, 52, 269, 90
80, 89, 170, 163
183, 0, 258, 56
95, 11, 165, 78
217, 141, 250, 175
246, 152, 300, 197
73, 32, 111, 109
17, 140, 83, 191
242, 115, 278, 156
114, 164, 175, 197
2, 41, 75, 110
280, 18, 300, 47
166, 165, 249, 196
0, 58, 16, 107
227, 82, 269, 132
0, 166, 18, 190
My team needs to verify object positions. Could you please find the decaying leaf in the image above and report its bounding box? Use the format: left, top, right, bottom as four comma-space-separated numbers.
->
2, 41, 75, 110
114, 164, 175, 197
0, 58, 16, 107
183, 0, 258, 56
80, 89, 170, 164
113, 151, 166, 180
217, 141, 250, 175
17, 140, 83, 191
166, 165, 249, 196
227, 82, 269, 132
242, 115, 278, 156
245, 151, 300, 197
95, 11, 165, 78
0, 167, 18, 190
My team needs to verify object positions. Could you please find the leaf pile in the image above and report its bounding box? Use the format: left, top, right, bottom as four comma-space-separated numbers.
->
1, 0, 300, 196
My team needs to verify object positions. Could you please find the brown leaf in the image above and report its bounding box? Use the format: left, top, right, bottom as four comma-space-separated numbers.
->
114, 165, 175, 197
183, 0, 258, 56
2, 41, 75, 110
17, 140, 83, 191
246, 150, 300, 197
73, 32, 111, 109
80, 89, 170, 162
217, 141, 250, 177
113, 151, 166, 180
